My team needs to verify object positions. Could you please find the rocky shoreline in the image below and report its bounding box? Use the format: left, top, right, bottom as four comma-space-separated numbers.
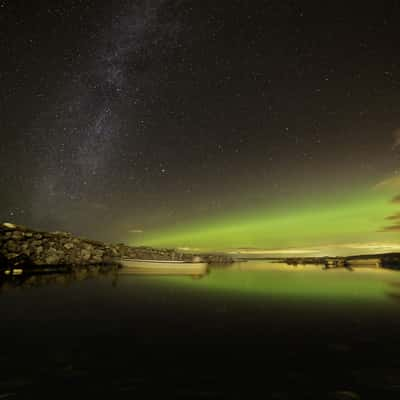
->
0, 222, 233, 271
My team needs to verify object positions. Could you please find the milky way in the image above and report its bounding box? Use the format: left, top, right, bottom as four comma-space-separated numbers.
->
26, 0, 182, 230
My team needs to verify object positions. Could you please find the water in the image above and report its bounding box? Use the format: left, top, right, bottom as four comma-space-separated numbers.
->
1, 261, 400, 399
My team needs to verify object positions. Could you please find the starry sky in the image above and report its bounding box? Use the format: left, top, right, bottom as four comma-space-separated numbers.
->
1, 0, 400, 256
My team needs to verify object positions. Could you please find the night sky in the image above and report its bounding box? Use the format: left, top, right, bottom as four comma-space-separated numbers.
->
2, 1, 400, 255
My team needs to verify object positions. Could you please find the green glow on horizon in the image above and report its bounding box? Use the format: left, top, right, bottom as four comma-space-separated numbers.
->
132, 183, 400, 254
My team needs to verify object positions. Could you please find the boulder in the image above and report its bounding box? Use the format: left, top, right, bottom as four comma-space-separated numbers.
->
45, 255, 60, 264
80, 249, 92, 261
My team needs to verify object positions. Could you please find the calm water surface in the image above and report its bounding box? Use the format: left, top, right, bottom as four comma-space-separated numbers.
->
1, 261, 400, 399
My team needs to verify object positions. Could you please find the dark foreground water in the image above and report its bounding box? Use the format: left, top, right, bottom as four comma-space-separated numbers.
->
2, 261, 400, 399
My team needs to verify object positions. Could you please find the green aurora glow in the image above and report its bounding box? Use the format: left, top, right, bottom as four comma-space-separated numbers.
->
132, 180, 400, 255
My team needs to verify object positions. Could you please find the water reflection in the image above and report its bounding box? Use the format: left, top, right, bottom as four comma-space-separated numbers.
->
2, 261, 400, 399
145, 261, 400, 307
385, 280, 400, 303
323, 264, 354, 271
0, 262, 209, 292
0, 265, 120, 293
118, 261, 208, 278
3, 261, 400, 310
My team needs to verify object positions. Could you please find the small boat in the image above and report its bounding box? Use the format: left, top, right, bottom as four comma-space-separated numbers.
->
346, 258, 382, 267
123, 259, 187, 264
118, 258, 208, 276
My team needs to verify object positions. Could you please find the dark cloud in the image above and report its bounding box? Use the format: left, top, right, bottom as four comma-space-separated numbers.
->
380, 199, 400, 231
386, 213, 400, 220
392, 195, 400, 203
379, 224, 400, 232
393, 128, 400, 149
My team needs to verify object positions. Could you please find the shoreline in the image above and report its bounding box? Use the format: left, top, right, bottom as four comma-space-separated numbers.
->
0, 222, 233, 272
282, 254, 400, 269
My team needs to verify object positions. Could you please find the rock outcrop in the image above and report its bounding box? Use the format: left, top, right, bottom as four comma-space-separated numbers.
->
0, 222, 233, 269
0, 222, 119, 268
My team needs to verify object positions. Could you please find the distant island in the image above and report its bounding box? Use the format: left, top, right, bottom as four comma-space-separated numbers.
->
282, 254, 400, 269
0, 222, 233, 272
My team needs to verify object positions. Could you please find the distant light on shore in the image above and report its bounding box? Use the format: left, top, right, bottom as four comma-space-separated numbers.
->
226, 242, 400, 258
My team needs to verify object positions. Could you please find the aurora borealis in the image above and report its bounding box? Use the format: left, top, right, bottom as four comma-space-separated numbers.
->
135, 180, 400, 255
1, 1, 400, 256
